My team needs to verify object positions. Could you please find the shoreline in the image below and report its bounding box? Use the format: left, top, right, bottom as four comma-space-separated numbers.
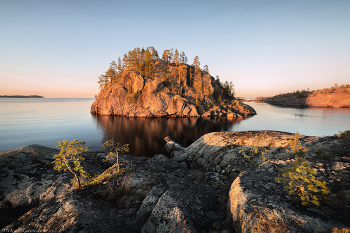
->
254, 87, 350, 108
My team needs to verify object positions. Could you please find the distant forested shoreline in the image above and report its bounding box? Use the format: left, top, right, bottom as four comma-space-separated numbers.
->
0, 95, 44, 98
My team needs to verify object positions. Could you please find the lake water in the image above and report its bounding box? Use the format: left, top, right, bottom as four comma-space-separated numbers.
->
0, 98, 349, 157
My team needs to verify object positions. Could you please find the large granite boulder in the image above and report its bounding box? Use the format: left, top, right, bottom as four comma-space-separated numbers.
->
228, 160, 350, 232
166, 131, 350, 232
169, 131, 319, 173
0, 145, 73, 229
0, 145, 108, 230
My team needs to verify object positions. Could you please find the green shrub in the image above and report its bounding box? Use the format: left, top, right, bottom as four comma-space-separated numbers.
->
334, 130, 350, 137
276, 132, 329, 206
276, 156, 330, 206
287, 131, 307, 158
102, 139, 129, 173
52, 139, 89, 189
53, 139, 130, 188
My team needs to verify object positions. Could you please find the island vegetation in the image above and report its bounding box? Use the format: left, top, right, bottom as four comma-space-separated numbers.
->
91, 47, 256, 118
96, 47, 235, 102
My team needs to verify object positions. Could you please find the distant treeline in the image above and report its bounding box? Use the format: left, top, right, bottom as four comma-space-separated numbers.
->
256, 83, 350, 100
0, 95, 44, 98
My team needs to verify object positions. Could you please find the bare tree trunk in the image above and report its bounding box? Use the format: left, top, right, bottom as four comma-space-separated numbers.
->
65, 163, 81, 189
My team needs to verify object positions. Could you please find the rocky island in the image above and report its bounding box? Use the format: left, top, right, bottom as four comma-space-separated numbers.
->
1, 130, 350, 232
255, 84, 350, 108
91, 47, 256, 119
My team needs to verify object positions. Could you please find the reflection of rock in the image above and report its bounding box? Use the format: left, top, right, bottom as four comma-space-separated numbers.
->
91, 114, 245, 158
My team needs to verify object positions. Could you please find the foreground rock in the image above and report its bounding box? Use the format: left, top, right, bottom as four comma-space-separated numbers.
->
2, 131, 350, 232
0, 145, 107, 230
228, 160, 349, 232
169, 131, 318, 173
167, 131, 350, 232
1, 146, 234, 232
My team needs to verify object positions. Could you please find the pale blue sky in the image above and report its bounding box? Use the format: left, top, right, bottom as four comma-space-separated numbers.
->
1, 0, 349, 98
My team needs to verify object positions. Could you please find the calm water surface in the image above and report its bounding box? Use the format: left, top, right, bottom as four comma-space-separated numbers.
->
0, 98, 349, 157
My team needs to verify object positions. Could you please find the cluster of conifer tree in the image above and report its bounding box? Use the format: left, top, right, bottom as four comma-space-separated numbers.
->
97, 47, 235, 101
214, 76, 235, 101
98, 47, 189, 90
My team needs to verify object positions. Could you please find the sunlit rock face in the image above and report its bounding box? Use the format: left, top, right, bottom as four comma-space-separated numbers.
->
306, 88, 350, 108
170, 131, 314, 172
91, 61, 256, 118
168, 131, 350, 232
257, 87, 350, 108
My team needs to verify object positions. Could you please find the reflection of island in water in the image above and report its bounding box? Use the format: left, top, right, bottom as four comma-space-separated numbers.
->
91, 114, 245, 158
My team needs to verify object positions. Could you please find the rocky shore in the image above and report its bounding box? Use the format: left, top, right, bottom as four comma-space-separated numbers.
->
1, 131, 350, 232
91, 75, 256, 119
256, 95, 308, 108
255, 87, 350, 108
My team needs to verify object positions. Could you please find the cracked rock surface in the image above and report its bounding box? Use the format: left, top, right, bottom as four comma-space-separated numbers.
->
1, 131, 350, 232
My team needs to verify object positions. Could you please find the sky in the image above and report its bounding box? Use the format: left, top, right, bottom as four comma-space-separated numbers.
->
0, 0, 349, 98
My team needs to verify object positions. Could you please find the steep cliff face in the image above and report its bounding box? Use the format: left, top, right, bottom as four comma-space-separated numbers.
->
91, 71, 199, 117
91, 60, 255, 118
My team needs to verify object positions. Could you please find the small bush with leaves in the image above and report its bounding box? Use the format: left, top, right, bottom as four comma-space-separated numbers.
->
276, 156, 330, 206
52, 139, 89, 189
